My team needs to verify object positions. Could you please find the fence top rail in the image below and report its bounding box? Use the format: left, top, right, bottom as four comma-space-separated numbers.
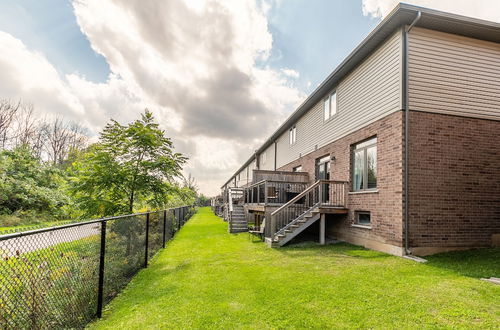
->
0, 205, 194, 242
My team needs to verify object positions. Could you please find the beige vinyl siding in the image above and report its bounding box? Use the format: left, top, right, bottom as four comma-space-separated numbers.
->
259, 143, 275, 171
276, 30, 402, 168
409, 27, 500, 120
236, 163, 252, 187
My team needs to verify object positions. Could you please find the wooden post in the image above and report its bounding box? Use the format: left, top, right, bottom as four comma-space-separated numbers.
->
318, 181, 323, 206
264, 182, 268, 206
319, 214, 325, 245
270, 214, 276, 240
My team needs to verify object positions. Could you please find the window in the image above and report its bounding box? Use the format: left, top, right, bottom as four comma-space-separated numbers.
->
289, 126, 296, 145
262, 152, 267, 165
293, 165, 302, 172
352, 137, 377, 191
356, 211, 371, 226
323, 91, 337, 121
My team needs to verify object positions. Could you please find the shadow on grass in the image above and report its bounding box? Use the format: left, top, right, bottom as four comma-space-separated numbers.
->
425, 248, 500, 279
276, 241, 392, 260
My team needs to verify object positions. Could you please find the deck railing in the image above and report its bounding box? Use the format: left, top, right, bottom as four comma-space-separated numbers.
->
270, 180, 348, 238
243, 180, 308, 206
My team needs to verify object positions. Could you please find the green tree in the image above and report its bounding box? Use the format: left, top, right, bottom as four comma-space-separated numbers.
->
196, 194, 211, 206
0, 146, 68, 217
68, 110, 187, 217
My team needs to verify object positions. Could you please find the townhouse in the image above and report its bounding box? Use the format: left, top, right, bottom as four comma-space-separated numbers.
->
218, 3, 500, 256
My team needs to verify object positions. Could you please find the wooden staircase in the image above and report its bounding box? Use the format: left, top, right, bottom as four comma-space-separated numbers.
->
270, 207, 321, 246
229, 204, 248, 233
267, 180, 348, 247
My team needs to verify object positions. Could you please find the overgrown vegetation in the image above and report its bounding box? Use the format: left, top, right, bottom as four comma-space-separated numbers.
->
0, 207, 195, 329
91, 207, 500, 329
0, 98, 199, 228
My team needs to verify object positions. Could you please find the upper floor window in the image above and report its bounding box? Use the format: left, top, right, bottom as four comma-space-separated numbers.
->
323, 91, 337, 121
289, 125, 297, 145
293, 165, 302, 172
262, 151, 267, 164
352, 137, 377, 191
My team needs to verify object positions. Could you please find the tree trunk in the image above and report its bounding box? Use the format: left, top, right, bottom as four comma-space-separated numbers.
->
129, 190, 134, 213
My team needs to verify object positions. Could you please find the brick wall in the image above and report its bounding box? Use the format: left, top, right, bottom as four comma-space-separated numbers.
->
278, 111, 405, 254
409, 111, 500, 253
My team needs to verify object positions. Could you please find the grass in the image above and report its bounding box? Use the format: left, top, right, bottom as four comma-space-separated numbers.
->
0, 220, 68, 233
90, 207, 500, 329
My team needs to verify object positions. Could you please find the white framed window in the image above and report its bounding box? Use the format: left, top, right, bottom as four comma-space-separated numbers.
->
293, 165, 302, 172
262, 151, 267, 164
352, 137, 377, 192
289, 125, 297, 145
323, 91, 337, 121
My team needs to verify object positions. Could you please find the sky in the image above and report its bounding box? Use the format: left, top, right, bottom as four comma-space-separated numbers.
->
0, 0, 499, 196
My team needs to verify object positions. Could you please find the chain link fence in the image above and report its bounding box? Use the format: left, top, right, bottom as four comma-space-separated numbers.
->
0, 205, 195, 329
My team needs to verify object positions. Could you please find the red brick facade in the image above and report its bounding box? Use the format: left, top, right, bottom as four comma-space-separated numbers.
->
277, 110, 500, 255
278, 111, 405, 255
408, 111, 500, 254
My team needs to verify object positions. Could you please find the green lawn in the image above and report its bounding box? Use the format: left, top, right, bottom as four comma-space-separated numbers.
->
90, 207, 499, 329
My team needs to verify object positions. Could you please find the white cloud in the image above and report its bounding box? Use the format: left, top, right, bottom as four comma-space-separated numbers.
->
0, 32, 85, 123
0, 0, 307, 196
281, 68, 300, 79
362, 0, 500, 22
70, 0, 307, 195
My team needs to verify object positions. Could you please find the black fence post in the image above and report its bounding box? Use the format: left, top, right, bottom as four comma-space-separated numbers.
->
97, 220, 106, 318
176, 208, 181, 231
162, 210, 167, 248
144, 213, 150, 268
170, 210, 175, 237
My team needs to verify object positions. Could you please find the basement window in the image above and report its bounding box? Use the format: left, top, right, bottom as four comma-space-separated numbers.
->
355, 211, 371, 226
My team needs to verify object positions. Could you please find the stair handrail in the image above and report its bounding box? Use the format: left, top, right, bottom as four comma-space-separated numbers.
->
270, 180, 322, 238
271, 180, 321, 217
270, 180, 350, 239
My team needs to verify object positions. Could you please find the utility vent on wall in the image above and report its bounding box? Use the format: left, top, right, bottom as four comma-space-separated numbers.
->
299, 153, 302, 158
315, 144, 318, 151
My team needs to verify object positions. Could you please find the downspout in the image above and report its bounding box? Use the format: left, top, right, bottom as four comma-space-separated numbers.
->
274, 141, 277, 171
403, 11, 421, 255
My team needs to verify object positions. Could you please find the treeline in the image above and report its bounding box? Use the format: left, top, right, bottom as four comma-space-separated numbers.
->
0, 98, 200, 227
